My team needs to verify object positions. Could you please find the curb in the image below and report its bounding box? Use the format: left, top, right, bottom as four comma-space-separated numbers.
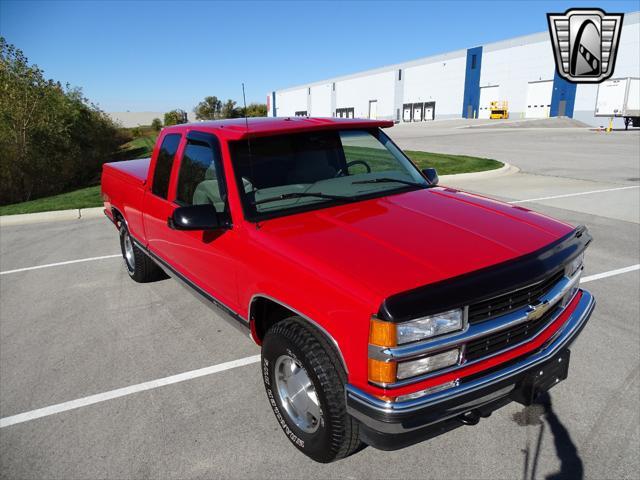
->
0, 207, 104, 227
440, 162, 517, 181
1, 164, 516, 227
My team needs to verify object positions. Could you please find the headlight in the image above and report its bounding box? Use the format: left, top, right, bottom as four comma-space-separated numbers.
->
396, 308, 464, 344
396, 348, 461, 379
566, 251, 584, 277
368, 309, 464, 385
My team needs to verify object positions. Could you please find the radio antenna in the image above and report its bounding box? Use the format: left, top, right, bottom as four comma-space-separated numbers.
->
242, 83, 252, 156
242, 83, 257, 217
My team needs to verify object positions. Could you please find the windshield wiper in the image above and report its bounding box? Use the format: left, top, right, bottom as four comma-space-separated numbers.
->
351, 178, 435, 188
252, 192, 351, 206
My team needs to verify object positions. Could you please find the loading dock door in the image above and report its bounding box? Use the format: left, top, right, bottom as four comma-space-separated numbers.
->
526, 81, 553, 118
413, 103, 423, 122
424, 101, 435, 121
368, 100, 378, 119
479, 86, 500, 119
336, 107, 355, 118
403, 104, 412, 122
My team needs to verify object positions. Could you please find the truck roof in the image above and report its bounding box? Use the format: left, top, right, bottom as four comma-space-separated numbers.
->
160, 117, 394, 141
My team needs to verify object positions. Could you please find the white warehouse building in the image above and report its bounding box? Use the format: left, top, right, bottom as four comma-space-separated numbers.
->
267, 11, 639, 126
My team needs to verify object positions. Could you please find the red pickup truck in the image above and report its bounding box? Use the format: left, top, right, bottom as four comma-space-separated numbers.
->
102, 117, 595, 462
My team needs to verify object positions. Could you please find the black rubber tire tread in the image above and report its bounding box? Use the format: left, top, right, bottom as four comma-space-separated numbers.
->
119, 225, 165, 283
263, 316, 360, 462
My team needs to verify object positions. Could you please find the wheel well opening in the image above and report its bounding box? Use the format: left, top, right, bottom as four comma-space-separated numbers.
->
111, 208, 125, 228
251, 297, 296, 342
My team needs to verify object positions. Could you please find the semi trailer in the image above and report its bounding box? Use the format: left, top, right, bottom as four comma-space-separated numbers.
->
595, 77, 640, 129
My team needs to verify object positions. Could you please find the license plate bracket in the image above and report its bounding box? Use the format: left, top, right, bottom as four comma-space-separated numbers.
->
512, 349, 571, 406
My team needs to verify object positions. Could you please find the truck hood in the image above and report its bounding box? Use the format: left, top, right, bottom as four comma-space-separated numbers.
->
255, 187, 573, 303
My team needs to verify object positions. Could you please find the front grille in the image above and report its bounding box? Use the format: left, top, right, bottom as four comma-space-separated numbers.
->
467, 270, 565, 324
464, 306, 559, 362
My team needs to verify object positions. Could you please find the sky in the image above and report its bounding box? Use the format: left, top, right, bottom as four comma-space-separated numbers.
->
1, 0, 638, 112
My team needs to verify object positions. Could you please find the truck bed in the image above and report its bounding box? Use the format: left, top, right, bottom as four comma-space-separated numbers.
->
103, 158, 150, 185
101, 158, 151, 243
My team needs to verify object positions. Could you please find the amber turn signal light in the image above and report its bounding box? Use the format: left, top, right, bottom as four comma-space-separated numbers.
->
368, 358, 397, 384
369, 318, 397, 347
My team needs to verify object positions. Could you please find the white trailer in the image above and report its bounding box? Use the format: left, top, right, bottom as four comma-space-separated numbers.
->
595, 77, 640, 129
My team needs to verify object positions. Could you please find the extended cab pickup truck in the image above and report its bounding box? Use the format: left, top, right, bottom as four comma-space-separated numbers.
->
102, 117, 595, 462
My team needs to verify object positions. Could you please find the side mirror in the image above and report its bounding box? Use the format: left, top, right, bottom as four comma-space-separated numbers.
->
422, 168, 439, 186
169, 204, 222, 231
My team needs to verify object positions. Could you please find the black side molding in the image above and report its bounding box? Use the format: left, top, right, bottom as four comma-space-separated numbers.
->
128, 234, 249, 334
378, 226, 592, 322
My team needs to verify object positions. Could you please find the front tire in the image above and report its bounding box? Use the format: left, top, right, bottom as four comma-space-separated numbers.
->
119, 225, 165, 283
261, 316, 360, 463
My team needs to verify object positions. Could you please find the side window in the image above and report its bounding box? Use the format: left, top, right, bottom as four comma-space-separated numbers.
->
151, 134, 181, 199
176, 137, 227, 213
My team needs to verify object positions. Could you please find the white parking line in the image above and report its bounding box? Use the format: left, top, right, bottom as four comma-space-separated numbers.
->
508, 185, 640, 204
581, 264, 639, 283
0, 255, 120, 275
0, 355, 261, 428
0, 264, 637, 429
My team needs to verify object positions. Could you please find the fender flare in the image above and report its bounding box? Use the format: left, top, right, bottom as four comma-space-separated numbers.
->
249, 294, 349, 374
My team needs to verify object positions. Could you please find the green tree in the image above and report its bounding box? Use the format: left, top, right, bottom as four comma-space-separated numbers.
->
243, 103, 268, 117
194, 96, 222, 120
151, 118, 162, 131
221, 99, 240, 119
0, 37, 123, 204
164, 109, 187, 126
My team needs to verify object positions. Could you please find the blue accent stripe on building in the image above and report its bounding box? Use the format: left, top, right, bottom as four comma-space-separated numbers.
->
462, 46, 482, 118
550, 72, 576, 117
272, 92, 277, 117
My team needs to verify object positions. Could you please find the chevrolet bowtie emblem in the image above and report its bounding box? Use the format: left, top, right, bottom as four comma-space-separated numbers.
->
547, 8, 624, 83
526, 300, 552, 321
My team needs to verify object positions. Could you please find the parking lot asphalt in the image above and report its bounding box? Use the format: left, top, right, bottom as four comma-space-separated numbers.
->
390, 118, 640, 185
1, 121, 639, 479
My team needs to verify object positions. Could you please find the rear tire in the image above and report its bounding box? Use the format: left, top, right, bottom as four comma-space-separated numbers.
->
119, 225, 165, 283
261, 316, 360, 463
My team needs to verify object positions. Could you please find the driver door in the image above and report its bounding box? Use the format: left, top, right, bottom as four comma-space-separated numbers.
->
147, 130, 241, 312
170, 131, 241, 311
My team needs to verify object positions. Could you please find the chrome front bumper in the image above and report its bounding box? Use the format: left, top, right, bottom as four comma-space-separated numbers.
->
346, 289, 595, 445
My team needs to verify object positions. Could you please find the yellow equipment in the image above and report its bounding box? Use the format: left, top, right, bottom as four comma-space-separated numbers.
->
489, 101, 509, 119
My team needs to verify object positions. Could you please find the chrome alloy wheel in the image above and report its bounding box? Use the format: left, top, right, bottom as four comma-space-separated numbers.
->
274, 355, 321, 433
123, 233, 135, 272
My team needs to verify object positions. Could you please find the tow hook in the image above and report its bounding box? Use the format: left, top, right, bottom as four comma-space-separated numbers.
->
459, 410, 481, 425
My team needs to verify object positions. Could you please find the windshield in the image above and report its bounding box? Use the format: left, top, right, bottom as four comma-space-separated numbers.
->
229, 128, 428, 220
